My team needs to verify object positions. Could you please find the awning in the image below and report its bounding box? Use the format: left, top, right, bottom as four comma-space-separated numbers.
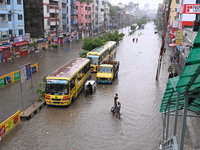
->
160, 29, 200, 113
169, 43, 176, 47
11, 41, 28, 46
0, 45, 12, 49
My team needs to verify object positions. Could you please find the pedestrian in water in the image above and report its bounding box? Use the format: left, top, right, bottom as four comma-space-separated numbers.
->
168, 72, 174, 79
136, 38, 138, 42
132, 38, 135, 42
170, 56, 173, 63
67, 39, 70, 48
114, 94, 119, 106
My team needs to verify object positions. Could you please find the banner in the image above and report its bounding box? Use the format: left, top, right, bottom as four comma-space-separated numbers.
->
0, 110, 21, 138
19, 63, 31, 84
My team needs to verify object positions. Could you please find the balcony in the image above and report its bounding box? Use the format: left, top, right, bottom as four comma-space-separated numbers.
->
71, 0, 76, 5
71, 9, 77, 15
62, 8, 67, 13
0, 22, 8, 27
71, 19, 77, 24
0, 3, 6, 9
50, 8, 59, 13
62, 19, 67, 25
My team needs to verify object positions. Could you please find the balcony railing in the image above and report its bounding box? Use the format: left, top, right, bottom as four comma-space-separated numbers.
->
0, 22, 8, 27
62, 8, 67, 13
0, 3, 6, 9
71, 19, 77, 24
162, 136, 178, 150
71, 9, 77, 15
71, 0, 76, 5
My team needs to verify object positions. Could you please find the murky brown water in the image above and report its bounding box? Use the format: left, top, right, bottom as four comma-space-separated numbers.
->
0, 23, 166, 150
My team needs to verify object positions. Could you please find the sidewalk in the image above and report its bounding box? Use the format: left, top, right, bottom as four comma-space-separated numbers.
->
162, 38, 200, 149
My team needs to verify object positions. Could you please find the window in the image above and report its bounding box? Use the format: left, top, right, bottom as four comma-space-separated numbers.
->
18, 14, 22, 20
19, 29, 23, 35
197, 0, 200, 3
76, 6, 78, 10
8, 14, 11, 21
47, 5, 49, 13
70, 78, 75, 90
47, 19, 50, 25
85, 6, 87, 10
85, 15, 87, 19
0, 14, 6, 21
176, 0, 179, 3
9, 30, 12, 34
7, 0, 10, 4
196, 14, 200, 20
17, 0, 21, 4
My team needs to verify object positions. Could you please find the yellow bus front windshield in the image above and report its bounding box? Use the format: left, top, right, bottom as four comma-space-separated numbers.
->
46, 79, 69, 95
86, 55, 99, 65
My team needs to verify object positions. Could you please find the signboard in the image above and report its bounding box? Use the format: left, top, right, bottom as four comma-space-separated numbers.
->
182, 4, 200, 14
19, 64, 31, 84
176, 31, 183, 45
172, 20, 179, 28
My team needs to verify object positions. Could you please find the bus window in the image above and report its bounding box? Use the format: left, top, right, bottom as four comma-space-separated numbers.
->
77, 68, 85, 81
70, 78, 75, 90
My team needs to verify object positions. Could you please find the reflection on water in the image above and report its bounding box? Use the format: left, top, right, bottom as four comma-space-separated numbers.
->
0, 23, 165, 150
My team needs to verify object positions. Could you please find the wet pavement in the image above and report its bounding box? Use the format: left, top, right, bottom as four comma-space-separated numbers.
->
0, 22, 199, 150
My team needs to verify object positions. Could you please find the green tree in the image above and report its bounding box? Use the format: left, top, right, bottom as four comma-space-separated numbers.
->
79, 31, 125, 57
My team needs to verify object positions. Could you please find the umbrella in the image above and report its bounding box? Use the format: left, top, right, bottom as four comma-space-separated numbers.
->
169, 43, 176, 47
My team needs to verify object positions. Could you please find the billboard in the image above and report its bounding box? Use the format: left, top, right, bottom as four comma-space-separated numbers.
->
19, 63, 31, 84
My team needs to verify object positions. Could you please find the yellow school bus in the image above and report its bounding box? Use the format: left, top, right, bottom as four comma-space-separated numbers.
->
86, 41, 117, 72
45, 58, 91, 106
104, 41, 117, 60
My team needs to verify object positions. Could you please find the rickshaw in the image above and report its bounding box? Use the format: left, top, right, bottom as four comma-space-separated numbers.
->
84, 80, 96, 97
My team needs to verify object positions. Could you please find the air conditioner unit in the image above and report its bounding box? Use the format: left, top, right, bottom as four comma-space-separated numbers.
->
9, 34, 12, 38
12, 34, 16, 37
9, 10, 14, 14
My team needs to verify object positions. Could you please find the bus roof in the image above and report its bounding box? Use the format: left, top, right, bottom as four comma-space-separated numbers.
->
47, 58, 90, 80
104, 41, 116, 48
87, 46, 108, 56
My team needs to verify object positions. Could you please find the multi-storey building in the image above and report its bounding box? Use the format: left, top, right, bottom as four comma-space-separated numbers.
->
0, 0, 28, 61
76, 1, 93, 38
24, 0, 44, 38
96, 0, 109, 33
71, 0, 77, 33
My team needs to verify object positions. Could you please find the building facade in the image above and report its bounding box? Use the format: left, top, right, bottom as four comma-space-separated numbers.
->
0, 0, 28, 61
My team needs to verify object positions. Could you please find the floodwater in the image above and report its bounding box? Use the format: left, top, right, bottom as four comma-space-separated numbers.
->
0, 22, 167, 150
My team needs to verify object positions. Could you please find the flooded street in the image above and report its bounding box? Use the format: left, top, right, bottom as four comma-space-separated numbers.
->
0, 23, 168, 150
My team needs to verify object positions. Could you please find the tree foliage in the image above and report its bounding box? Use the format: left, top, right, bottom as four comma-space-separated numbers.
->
136, 15, 150, 29
77, 0, 92, 3
80, 31, 125, 57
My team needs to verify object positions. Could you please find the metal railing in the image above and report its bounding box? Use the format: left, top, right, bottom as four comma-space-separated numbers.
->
162, 136, 178, 150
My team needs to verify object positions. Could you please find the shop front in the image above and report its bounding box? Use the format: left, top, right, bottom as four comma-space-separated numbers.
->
11, 41, 29, 57
0, 45, 12, 62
